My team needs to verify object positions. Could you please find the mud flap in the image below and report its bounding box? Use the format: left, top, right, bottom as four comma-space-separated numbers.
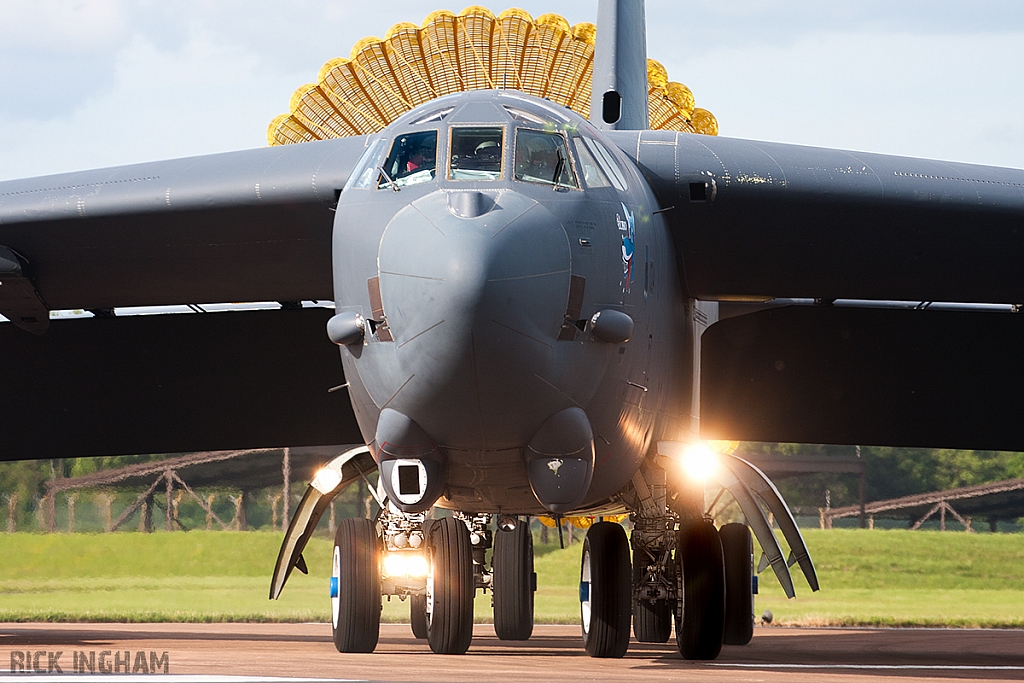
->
269, 445, 375, 600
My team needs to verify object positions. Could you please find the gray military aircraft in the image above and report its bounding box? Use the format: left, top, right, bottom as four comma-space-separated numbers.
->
3, 0, 1024, 664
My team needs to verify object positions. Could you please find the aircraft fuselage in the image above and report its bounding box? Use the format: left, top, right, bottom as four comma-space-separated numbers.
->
332, 91, 702, 514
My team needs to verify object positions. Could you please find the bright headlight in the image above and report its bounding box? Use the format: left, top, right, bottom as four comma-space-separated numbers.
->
405, 554, 429, 578
681, 443, 719, 482
310, 466, 343, 494
383, 552, 428, 578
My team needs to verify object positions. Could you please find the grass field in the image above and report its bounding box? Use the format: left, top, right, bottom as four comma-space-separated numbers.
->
2, 528, 1024, 627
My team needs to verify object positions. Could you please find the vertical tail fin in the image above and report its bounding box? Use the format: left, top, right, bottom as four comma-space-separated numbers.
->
590, 0, 649, 130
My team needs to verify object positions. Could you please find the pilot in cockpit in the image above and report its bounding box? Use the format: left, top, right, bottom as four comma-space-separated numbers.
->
472, 140, 501, 166
405, 139, 436, 175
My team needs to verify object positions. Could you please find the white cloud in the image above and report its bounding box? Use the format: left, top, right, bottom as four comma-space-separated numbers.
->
0, 0, 130, 53
0, 29, 308, 178
670, 30, 1024, 167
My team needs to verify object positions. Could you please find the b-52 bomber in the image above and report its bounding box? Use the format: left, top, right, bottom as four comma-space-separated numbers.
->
2, 0, 1024, 663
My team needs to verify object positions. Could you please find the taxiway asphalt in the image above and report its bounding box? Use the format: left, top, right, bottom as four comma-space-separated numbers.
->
2, 622, 1024, 682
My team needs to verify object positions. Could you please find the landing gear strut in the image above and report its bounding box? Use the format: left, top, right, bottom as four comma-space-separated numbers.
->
632, 548, 673, 643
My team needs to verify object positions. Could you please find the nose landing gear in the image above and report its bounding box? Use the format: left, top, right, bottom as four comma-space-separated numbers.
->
331, 518, 382, 653
424, 516, 475, 654
343, 508, 538, 655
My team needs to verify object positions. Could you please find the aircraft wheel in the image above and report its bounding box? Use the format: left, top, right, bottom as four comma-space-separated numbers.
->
675, 520, 725, 660
331, 517, 381, 653
410, 519, 435, 639
580, 521, 631, 658
425, 516, 475, 654
493, 519, 535, 640
721, 522, 755, 645
410, 593, 428, 639
632, 554, 672, 643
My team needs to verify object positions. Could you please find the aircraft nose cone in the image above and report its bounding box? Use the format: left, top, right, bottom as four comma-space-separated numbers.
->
377, 189, 571, 449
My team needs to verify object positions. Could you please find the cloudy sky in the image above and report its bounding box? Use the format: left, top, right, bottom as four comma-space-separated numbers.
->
1, 1, 1023, 181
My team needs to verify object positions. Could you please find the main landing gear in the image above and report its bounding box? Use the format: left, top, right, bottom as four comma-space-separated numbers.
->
579, 517, 754, 661
577, 459, 761, 661
331, 509, 537, 655
424, 516, 475, 654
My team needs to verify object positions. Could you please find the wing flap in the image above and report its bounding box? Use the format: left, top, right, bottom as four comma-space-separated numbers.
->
0, 307, 363, 460
702, 305, 1024, 450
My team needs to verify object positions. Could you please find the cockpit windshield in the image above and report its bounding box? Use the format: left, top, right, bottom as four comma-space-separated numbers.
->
449, 127, 503, 180
514, 129, 577, 188
379, 131, 437, 189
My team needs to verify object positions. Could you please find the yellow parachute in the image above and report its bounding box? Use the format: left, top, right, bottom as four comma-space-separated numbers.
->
268, 6, 717, 145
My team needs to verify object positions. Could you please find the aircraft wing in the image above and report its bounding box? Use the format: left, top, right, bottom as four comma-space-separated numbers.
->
0, 137, 371, 460
0, 136, 370, 318
609, 129, 1024, 304
608, 130, 1024, 451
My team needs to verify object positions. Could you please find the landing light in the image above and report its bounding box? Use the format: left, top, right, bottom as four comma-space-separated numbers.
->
310, 466, 343, 495
383, 552, 429, 578
681, 443, 719, 482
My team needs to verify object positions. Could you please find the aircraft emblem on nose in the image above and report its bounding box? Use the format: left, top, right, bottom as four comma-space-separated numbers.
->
618, 203, 635, 293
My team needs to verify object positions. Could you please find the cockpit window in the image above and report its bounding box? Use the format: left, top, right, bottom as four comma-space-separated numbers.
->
413, 106, 454, 124
571, 137, 611, 188
378, 131, 437, 189
514, 129, 577, 188
503, 105, 548, 126
581, 137, 628, 191
344, 137, 387, 191
449, 127, 503, 180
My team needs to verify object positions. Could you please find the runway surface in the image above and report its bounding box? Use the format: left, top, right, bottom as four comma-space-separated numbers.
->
3, 622, 1024, 683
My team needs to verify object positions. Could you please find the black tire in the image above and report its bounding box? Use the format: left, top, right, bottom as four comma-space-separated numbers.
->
721, 523, 755, 646
632, 546, 672, 643
580, 522, 632, 658
675, 520, 725, 660
410, 519, 435, 640
493, 520, 535, 640
426, 516, 475, 654
410, 593, 428, 639
331, 517, 381, 653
